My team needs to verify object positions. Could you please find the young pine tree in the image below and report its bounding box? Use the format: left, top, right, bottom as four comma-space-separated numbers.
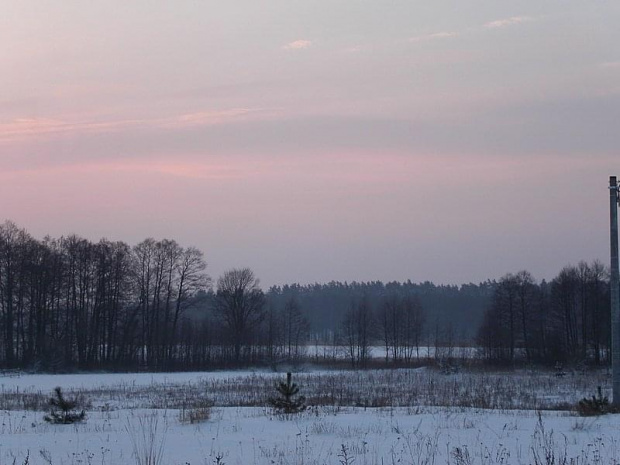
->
269, 372, 306, 414
577, 386, 610, 416
44, 387, 86, 424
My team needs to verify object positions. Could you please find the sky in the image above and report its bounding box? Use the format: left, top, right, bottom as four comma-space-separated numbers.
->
1, 1, 619, 288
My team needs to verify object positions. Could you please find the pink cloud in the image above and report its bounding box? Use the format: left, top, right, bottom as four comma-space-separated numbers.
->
484, 16, 534, 29
600, 62, 620, 70
0, 108, 272, 142
282, 40, 312, 50
0, 158, 255, 181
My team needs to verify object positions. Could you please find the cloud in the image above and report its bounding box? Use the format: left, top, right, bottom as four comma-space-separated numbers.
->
0, 108, 270, 142
0, 159, 251, 182
408, 32, 458, 43
0, 117, 145, 142
600, 62, 620, 70
4, 93, 620, 177
164, 108, 262, 128
282, 40, 312, 50
484, 16, 534, 29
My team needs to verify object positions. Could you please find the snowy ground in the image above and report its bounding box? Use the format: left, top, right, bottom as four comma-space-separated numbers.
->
0, 368, 617, 465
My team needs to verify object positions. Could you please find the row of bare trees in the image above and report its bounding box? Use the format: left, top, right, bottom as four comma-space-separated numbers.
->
0, 214, 431, 370
0, 221, 209, 370
477, 261, 611, 365
339, 294, 427, 368
0, 222, 312, 370
0, 220, 481, 370
1, 220, 615, 370
210, 282, 429, 369
156, 268, 313, 368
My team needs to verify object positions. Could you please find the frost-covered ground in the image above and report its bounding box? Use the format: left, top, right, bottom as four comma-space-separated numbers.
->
0, 368, 617, 465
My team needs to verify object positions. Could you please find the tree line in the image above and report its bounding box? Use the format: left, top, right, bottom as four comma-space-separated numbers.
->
0, 221, 614, 370
0, 221, 210, 370
265, 280, 493, 340
477, 263, 611, 365
0, 221, 320, 370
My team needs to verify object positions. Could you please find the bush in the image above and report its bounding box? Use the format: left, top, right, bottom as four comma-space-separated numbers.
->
577, 386, 609, 416
43, 387, 86, 424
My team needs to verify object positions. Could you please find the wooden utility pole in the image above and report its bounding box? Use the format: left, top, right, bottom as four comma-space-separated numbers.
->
610, 176, 620, 405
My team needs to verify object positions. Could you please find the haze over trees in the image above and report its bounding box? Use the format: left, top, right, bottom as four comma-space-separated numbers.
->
0, 221, 614, 371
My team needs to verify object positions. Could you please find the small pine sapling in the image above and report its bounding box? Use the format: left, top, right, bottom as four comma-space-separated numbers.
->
269, 372, 306, 414
44, 386, 86, 424
577, 386, 609, 416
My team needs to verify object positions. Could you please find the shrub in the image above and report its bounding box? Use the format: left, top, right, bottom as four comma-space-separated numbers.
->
269, 372, 306, 414
577, 386, 609, 416
43, 387, 86, 424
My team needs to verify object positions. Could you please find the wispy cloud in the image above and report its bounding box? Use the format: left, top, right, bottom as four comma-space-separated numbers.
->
0, 159, 251, 181
406, 16, 537, 45
484, 16, 534, 29
408, 32, 458, 43
282, 39, 313, 50
600, 61, 620, 70
0, 108, 271, 142
163, 108, 260, 128
0, 117, 145, 141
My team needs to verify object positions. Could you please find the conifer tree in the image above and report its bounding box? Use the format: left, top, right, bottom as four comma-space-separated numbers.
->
577, 386, 610, 416
44, 387, 86, 424
269, 372, 306, 414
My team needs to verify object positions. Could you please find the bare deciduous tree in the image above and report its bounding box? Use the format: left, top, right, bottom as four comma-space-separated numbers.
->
341, 296, 374, 368
213, 268, 265, 363
281, 296, 309, 360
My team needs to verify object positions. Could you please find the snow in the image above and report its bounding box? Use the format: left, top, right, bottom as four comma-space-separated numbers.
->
0, 369, 617, 464
0, 370, 276, 393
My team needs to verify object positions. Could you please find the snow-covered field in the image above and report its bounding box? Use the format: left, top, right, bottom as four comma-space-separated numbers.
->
0, 368, 617, 464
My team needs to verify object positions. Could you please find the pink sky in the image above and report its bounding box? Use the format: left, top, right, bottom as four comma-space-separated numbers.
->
1, 1, 619, 287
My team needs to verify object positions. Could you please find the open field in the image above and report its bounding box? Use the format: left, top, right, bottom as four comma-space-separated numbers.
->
0, 367, 617, 464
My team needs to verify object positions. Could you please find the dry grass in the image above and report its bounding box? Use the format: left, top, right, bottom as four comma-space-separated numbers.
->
0, 367, 610, 413
178, 398, 212, 424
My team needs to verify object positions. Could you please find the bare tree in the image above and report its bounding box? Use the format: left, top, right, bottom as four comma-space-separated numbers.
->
340, 296, 374, 368
281, 296, 309, 360
168, 247, 210, 363
377, 294, 401, 363
587, 260, 608, 364
265, 300, 283, 363
514, 270, 536, 362
477, 274, 519, 363
552, 266, 580, 359
402, 295, 425, 361
213, 268, 265, 363
0, 221, 32, 367
376, 294, 425, 363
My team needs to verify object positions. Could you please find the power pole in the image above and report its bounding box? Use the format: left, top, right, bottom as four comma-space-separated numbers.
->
610, 176, 620, 405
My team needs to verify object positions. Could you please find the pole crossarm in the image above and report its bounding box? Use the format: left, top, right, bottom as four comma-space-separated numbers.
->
611, 184, 620, 206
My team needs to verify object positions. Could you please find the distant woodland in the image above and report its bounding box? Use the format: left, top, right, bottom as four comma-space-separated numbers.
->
0, 221, 612, 371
